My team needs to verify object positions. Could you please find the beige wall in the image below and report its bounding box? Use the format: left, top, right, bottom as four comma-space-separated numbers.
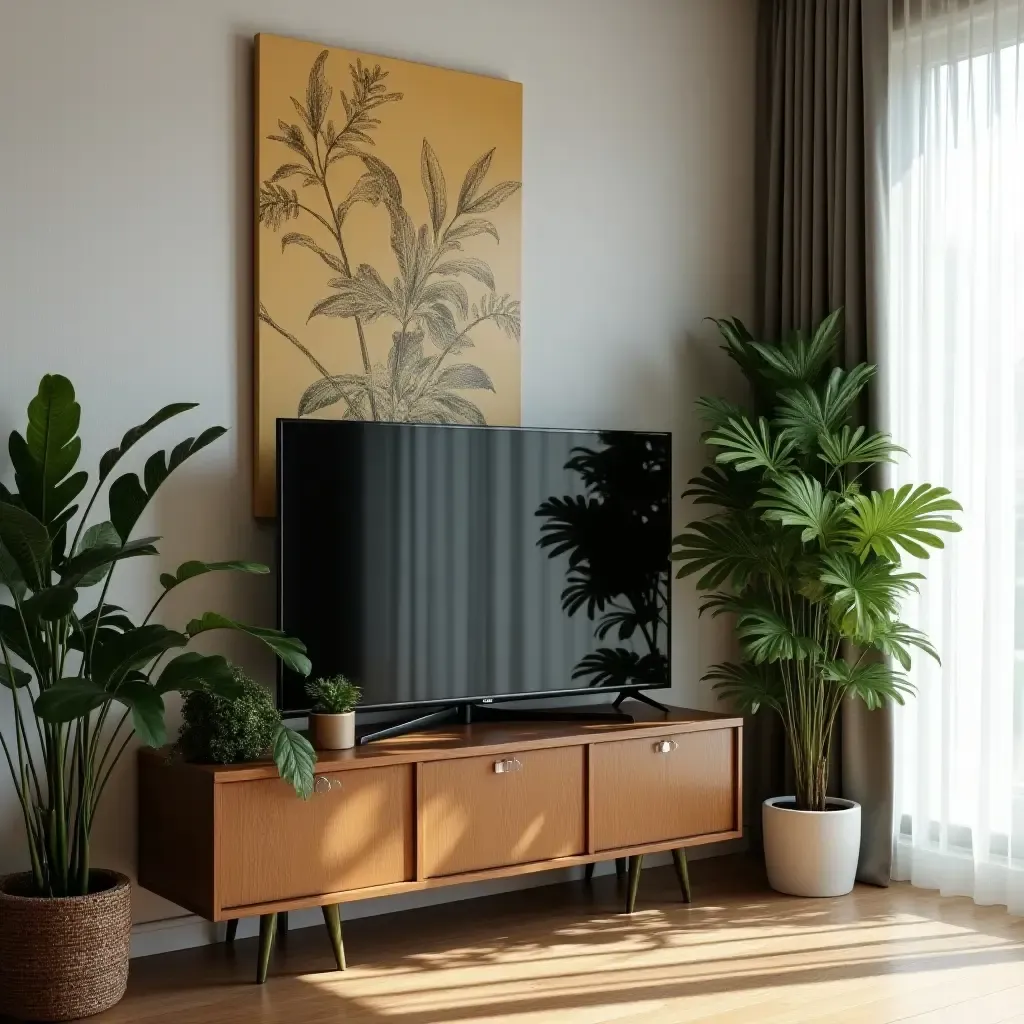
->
0, 0, 756, 936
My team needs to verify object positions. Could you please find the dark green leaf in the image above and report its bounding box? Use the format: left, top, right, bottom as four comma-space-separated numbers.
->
61, 535, 159, 587
98, 402, 198, 484
0, 501, 50, 590
704, 661, 783, 716
706, 416, 796, 476
154, 652, 240, 696
273, 723, 316, 799
114, 676, 166, 747
185, 612, 311, 676
159, 559, 269, 593
21, 585, 78, 622
0, 663, 31, 689
91, 624, 188, 689
35, 678, 108, 723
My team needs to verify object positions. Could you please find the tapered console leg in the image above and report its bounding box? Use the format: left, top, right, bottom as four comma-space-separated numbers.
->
322, 903, 347, 971
278, 911, 289, 943
671, 848, 692, 903
626, 854, 644, 914
584, 862, 595, 882
225, 918, 238, 944
256, 913, 277, 984
615, 857, 626, 879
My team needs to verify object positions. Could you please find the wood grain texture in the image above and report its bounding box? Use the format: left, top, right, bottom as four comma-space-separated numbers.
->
216, 765, 413, 912
136, 750, 215, 919
91, 856, 1024, 1024
143, 704, 742, 783
591, 728, 738, 851
420, 746, 584, 877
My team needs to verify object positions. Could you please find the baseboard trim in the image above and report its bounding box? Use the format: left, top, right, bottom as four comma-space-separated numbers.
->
130, 837, 747, 959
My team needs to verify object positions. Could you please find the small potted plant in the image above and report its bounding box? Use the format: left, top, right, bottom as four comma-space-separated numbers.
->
306, 675, 361, 749
672, 310, 960, 898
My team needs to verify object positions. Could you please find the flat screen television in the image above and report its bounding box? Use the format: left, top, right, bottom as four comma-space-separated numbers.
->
277, 420, 671, 714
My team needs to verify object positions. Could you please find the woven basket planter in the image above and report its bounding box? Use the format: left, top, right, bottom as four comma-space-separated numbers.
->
0, 869, 132, 1021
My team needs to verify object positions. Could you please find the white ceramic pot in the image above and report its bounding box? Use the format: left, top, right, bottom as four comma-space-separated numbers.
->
310, 711, 356, 750
762, 796, 861, 897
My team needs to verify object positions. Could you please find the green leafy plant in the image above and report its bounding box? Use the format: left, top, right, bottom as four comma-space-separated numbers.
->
672, 310, 961, 811
177, 667, 303, 768
305, 674, 361, 714
0, 375, 315, 898
257, 51, 521, 424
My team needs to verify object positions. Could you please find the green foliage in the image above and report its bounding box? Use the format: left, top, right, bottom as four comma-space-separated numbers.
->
673, 310, 961, 810
0, 376, 312, 897
258, 50, 521, 426
177, 668, 280, 765
305, 674, 361, 714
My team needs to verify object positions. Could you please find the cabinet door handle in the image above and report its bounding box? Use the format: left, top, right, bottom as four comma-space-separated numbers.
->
493, 758, 523, 774
654, 740, 678, 754
314, 775, 341, 793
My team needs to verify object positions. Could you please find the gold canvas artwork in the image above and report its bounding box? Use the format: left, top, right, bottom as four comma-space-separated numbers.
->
254, 33, 523, 515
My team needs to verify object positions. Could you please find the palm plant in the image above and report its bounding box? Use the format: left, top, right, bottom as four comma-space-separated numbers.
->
671, 310, 961, 810
258, 52, 521, 424
0, 376, 315, 897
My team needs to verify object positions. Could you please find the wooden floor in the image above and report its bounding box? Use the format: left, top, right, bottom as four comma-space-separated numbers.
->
67, 855, 1024, 1023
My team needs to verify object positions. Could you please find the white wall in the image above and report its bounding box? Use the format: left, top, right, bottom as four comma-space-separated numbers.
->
0, 0, 756, 934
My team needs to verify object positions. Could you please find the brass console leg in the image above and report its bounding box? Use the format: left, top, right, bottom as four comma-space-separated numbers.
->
584, 862, 595, 882
322, 903, 347, 971
615, 857, 626, 879
672, 848, 692, 903
256, 913, 277, 984
626, 854, 644, 914
225, 918, 238, 944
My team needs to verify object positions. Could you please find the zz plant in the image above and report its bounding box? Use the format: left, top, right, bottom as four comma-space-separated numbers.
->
0, 376, 315, 897
672, 310, 961, 811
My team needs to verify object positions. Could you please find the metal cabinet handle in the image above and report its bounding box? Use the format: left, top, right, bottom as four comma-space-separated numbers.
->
654, 740, 678, 754
493, 758, 523, 774
314, 775, 341, 793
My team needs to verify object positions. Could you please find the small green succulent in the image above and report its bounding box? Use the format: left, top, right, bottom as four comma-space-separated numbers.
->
305, 675, 361, 714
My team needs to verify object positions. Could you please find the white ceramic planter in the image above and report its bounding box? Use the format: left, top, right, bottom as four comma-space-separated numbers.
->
762, 796, 861, 897
310, 711, 356, 750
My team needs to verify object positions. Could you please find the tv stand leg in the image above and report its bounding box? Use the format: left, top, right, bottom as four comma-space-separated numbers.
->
358, 706, 462, 744
614, 690, 670, 714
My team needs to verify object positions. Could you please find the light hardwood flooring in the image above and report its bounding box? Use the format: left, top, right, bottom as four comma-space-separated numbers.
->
64, 855, 1024, 1023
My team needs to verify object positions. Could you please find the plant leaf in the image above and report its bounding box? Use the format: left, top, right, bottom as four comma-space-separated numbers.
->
817, 425, 907, 469
433, 258, 495, 290
756, 473, 846, 546
0, 501, 50, 590
462, 180, 521, 215
98, 403, 199, 484
0, 663, 31, 689
444, 218, 499, 245
61, 535, 158, 588
281, 233, 346, 273
819, 553, 922, 639
305, 50, 332, 134
35, 678, 109, 723
821, 659, 916, 709
113, 675, 166, 747
91, 624, 188, 689
308, 265, 398, 323
456, 148, 494, 214
435, 364, 495, 391
846, 483, 962, 562
153, 652, 241, 697
420, 138, 447, 236
703, 661, 783, 716
21, 585, 78, 622
159, 560, 268, 592
273, 723, 316, 799
185, 612, 311, 676
706, 416, 796, 476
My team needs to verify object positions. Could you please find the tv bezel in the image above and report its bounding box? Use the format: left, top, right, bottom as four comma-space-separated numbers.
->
275, 418, 672, 715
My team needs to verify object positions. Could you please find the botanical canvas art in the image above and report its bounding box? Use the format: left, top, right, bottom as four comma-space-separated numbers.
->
254, 34, 522, 515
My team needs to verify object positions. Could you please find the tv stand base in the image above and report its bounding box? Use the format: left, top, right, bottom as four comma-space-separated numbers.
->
358, 695, 670, 745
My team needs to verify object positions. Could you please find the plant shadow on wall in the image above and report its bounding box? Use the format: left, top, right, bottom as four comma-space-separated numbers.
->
258, 51, 521, 424
671, 310, 961, 811
535, 434, 671, 690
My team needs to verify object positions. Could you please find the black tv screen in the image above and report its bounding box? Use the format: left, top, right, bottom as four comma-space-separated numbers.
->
277, 420, 671, 713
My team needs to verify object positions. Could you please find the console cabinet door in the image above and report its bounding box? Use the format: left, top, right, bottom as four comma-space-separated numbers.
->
215, 764, 414, 910
590, 729, 738, 851
420, 746, 585, 877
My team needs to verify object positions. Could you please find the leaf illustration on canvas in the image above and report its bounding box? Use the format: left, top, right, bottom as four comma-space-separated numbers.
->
258, 50, 521, 426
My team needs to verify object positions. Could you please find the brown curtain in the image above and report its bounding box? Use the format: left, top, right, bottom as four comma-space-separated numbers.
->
752, 0, 892, 885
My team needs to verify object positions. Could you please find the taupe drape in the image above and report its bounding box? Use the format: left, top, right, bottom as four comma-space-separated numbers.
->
753, 0, 892, 885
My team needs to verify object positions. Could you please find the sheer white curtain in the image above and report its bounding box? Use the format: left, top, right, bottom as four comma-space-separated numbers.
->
888, 0, 1024, 909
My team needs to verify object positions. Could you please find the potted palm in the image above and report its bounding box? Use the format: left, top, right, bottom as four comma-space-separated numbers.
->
0, 376, 315, 1021
672, 310, 960, 897
306, 675, 361, 749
